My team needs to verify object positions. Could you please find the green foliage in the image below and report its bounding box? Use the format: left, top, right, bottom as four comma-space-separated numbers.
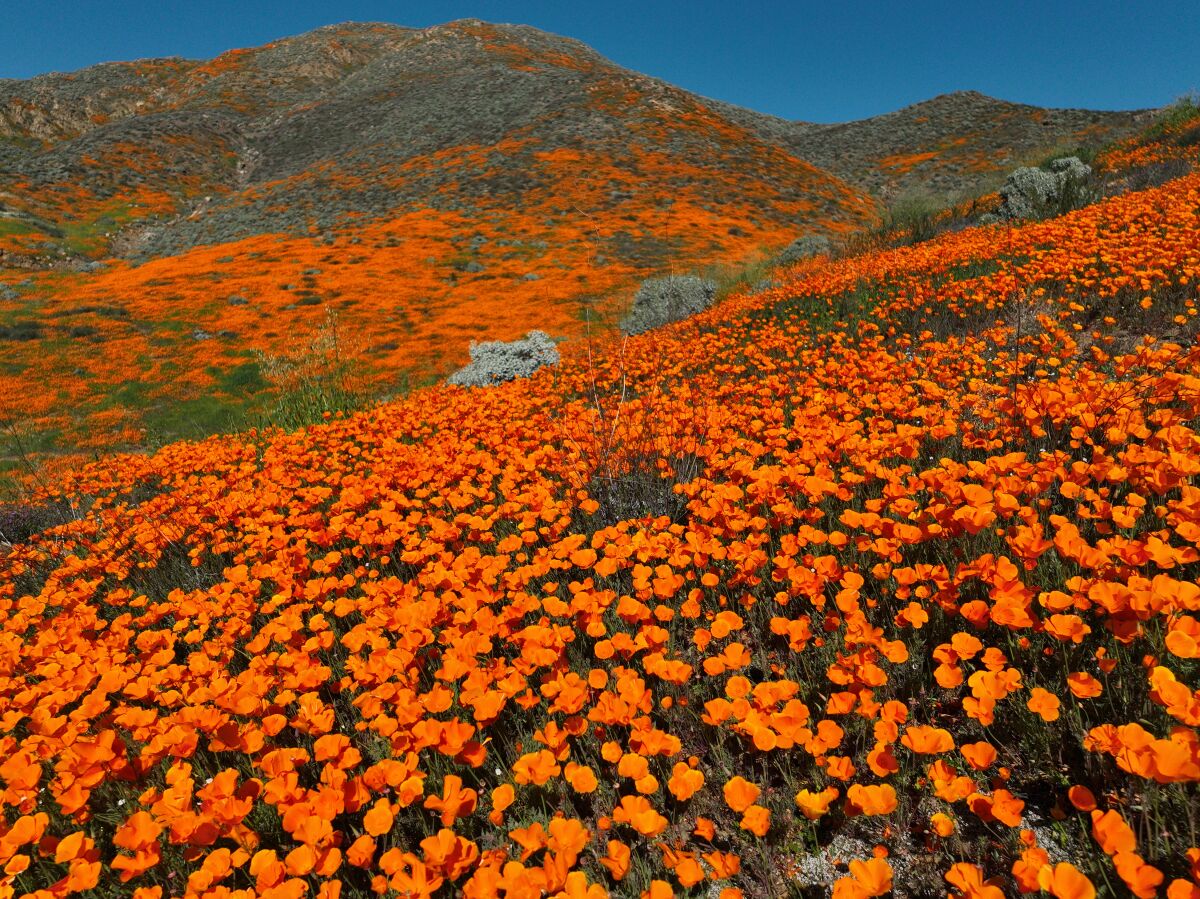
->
59, 200, 141, 257
0, 217, 37, 238
251, 307, 370, 431
1035, 144, 1100, 169
1142, 92, 1200, 143
619, 274, 718, 335
881, 190, 944, 245
140, 393, 248, 445
695, 249, 778, 304
212, 360, 270, 395
1036, 170, 1097, 219
0, 321, 43, 342
837, 190, 989, 257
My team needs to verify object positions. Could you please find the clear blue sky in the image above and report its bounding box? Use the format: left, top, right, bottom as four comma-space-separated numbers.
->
4, 0, 1196, 123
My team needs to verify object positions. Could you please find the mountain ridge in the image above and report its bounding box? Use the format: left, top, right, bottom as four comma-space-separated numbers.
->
0, 20, 1147, 266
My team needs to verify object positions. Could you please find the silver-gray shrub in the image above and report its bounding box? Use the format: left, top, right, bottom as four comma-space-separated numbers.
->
776, 234, 833, 265
447, 330, 560, 387
619, 275, 717, 336
996, 156, 1093, 221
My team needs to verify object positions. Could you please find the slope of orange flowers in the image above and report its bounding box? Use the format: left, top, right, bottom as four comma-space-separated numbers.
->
0, 185, 834, 459
2, 164, 1200, 897
1, 80, 875, 462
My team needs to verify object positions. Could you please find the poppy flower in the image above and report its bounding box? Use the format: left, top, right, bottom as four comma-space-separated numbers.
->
930, 812, 956, 837
738, 805, 770, 837
1037, 862, 1096, 899
1113, 852, 1164, 899
1091, 810, 1137, 855
901, 725, 954, 754
565, 762, 599, 794
512, 749, 561, 786
1027, 687, 1061, 722
611, 796, 669, 837
363, 798, 395, 836
839, 858, 893, 897
795, 786, 840, 820
959, 742, 997, 770
667, 763, 704, 802
722, 777, 761, 813
423, 775, 478, 826
945, 863, 1005, 899
1067, 786, 1096, 811
1067, 672, 1103, 699
599, 840, 631, 881
846, 783, 897, 816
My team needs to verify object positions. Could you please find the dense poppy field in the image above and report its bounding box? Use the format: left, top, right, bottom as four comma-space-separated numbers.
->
1, 18, 882, 467
0, 147, 864, 464
2, 123, 1200, 897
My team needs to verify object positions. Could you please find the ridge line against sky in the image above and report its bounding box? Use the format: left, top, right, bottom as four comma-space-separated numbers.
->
3, 0, 1197, 123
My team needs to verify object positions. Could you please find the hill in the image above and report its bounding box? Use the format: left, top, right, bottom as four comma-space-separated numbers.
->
784, 90, 1149, 199
0, 21, 1147, 463
1, 105, 1198, 896
1, 19, 877, 267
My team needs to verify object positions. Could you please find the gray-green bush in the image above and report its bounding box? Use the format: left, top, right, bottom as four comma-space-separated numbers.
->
619, 275, 717, 335
994, 156, 1094, 220
447, 330, 560, 387
776, 234, 833, 265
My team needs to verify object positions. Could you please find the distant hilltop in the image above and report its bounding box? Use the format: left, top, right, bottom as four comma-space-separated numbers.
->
0, 20, 1146, 266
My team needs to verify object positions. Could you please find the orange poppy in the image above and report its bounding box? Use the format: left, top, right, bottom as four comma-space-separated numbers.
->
795, 786, 840, 820
1037, 862, 1096, 899
901, 725, 955, 754
1027, 687, 1062, 722
611, 796, 669, 837
722, 777, 761, 813
846, 783, 897, 816
667, 763, 705, 802
959, 742, 998, 770
1067, 785, 1096, 811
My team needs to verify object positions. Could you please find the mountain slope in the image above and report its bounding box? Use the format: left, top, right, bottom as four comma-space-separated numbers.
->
3, 154, 1198, 897
0, 20, 1148, 461
784, 90, 1146, 199
0, 24, 418, 258
1, 20, 876, 265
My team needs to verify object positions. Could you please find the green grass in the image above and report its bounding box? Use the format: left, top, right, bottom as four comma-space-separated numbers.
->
1139, 93, 1200, 143
210, 360, 270, 395
880, 189, 946, 245
0, 217, 39, 238
1029, 141, 1102, 169
697, 249, 779, 305
59, 200, 142, 256
0, 425, 64, 500
140, 393, 255, 444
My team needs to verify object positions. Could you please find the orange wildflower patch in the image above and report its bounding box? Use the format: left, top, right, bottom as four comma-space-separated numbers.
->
1, 142, 1198, 895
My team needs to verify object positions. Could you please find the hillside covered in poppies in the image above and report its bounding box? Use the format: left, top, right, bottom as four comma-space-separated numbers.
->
1, 65, 1200, 899
0, 20, 1149, 465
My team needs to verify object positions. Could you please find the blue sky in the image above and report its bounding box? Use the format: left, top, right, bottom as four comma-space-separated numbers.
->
4, 0, 1197, 122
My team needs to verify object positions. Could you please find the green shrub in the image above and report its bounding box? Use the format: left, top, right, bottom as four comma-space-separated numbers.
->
253, 308, 367, 430
882, 190, 944, 245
